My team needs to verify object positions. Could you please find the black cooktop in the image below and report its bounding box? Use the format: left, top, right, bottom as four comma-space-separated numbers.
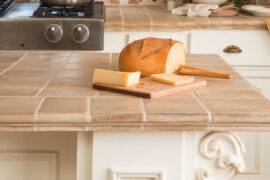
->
0, 0, 15, 16
32, 3, 93, 18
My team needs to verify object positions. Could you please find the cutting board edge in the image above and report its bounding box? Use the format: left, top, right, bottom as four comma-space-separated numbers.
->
93, 84, 152, 99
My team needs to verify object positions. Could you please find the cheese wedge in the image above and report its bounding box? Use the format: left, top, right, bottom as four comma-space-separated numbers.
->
150, 73, 194, 86
93, 69, 141, 87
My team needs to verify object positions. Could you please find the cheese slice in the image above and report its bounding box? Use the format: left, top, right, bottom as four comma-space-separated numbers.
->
93, 69, 141, 87
150, 73, 194, 86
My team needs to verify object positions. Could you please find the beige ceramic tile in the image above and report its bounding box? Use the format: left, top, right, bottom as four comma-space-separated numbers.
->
192, 17, 210, 28
0, 51, 26, 60
48, 77, 91, 88
208, 17, 234, 28
0, 62, 14, 69
122, 26, 152, 31
200, 76, 255, 90
91, 98, 144, 123
56, 69, 94, 79
105, 5, 123, 26
163, 91, 194, 98
144, 6, 179, 27
151, 27, 183, 31
145, 98, 209, 123
2, 70, 58, 79
0, 77, 49, 88
68, 55, 110, 63
231, 15, 265, 29
121, 6, 151, 27
39, 87, 97, 97
38, 97, 88, 123
63, 63, 108, 71
186, 54, 227, 65
0, 88, 40, 96
204, 98, 270, 123
21, 55, 69, 64
71, 52, 111, 59
12, 62, 65, 70
105, 26, 124, 31
28, 51, 72, 57
0, 97, 42, 123
176, 16, 195, 29
195, 89, 265, 99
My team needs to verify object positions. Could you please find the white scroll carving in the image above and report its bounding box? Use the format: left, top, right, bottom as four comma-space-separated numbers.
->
197, 131, 246, 180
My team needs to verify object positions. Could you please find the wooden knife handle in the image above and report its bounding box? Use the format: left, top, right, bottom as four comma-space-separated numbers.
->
179, 65, 231, 79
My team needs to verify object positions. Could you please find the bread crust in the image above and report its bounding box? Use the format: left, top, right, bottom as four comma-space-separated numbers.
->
119, 37, 182, 77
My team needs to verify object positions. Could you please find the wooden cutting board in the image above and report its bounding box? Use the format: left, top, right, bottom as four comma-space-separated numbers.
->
93, 77, 207, 99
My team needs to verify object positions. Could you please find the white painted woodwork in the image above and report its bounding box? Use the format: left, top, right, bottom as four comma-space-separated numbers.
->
0, 131, 269, 180
77, 132, 93, 180
0, 151, 58, 180
0, 132, 77, 180
92, 132, 183, 180
109, 168, 165, 180
104, 32, 128, 53
190, 30, 270, 66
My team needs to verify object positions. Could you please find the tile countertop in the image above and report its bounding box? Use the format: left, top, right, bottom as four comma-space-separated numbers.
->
105, 5, 268, 31
0, 51, 270, 132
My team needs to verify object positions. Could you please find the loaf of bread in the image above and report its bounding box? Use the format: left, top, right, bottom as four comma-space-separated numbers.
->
119, 37, 186, 77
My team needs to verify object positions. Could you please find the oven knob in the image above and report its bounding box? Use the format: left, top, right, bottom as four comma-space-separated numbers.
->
71, 24, 89, 43
45, 24, 63, 43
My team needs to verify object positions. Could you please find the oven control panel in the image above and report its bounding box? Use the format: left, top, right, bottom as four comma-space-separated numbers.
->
0, 2, 104, 50
0, 19, 104, 50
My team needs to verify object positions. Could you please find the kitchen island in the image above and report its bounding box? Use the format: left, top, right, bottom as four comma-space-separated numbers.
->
0, 51, 270, 180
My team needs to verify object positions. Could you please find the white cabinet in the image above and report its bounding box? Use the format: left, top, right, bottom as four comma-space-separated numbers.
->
190, 30, 270, 66
92, 132, 183, 180
0, 131, 269, 180
191, 29, 270, 100
0, 132, 77, 180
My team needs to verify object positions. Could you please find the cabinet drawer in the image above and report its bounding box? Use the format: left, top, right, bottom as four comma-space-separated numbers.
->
191, 30, 270, 66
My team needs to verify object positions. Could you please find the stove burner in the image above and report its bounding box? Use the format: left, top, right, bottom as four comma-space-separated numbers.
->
0, 0, 15, 16
33, 3, 93, 18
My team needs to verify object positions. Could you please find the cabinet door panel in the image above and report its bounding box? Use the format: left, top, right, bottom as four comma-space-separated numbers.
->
0, 132, 77, 180
92, 132, 183, 180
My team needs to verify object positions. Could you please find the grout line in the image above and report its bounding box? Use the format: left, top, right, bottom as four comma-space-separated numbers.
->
108, 53, 113, 70
140, 98, 147, 122
0, 52, 29, 77
34, 97, 46, 122
86, 97, 91, 123
192, 90, 213, 123
34, 55, 70, 98
119, 5, 124, 31
143, 6, 153, 31
33, 78, 53, 98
